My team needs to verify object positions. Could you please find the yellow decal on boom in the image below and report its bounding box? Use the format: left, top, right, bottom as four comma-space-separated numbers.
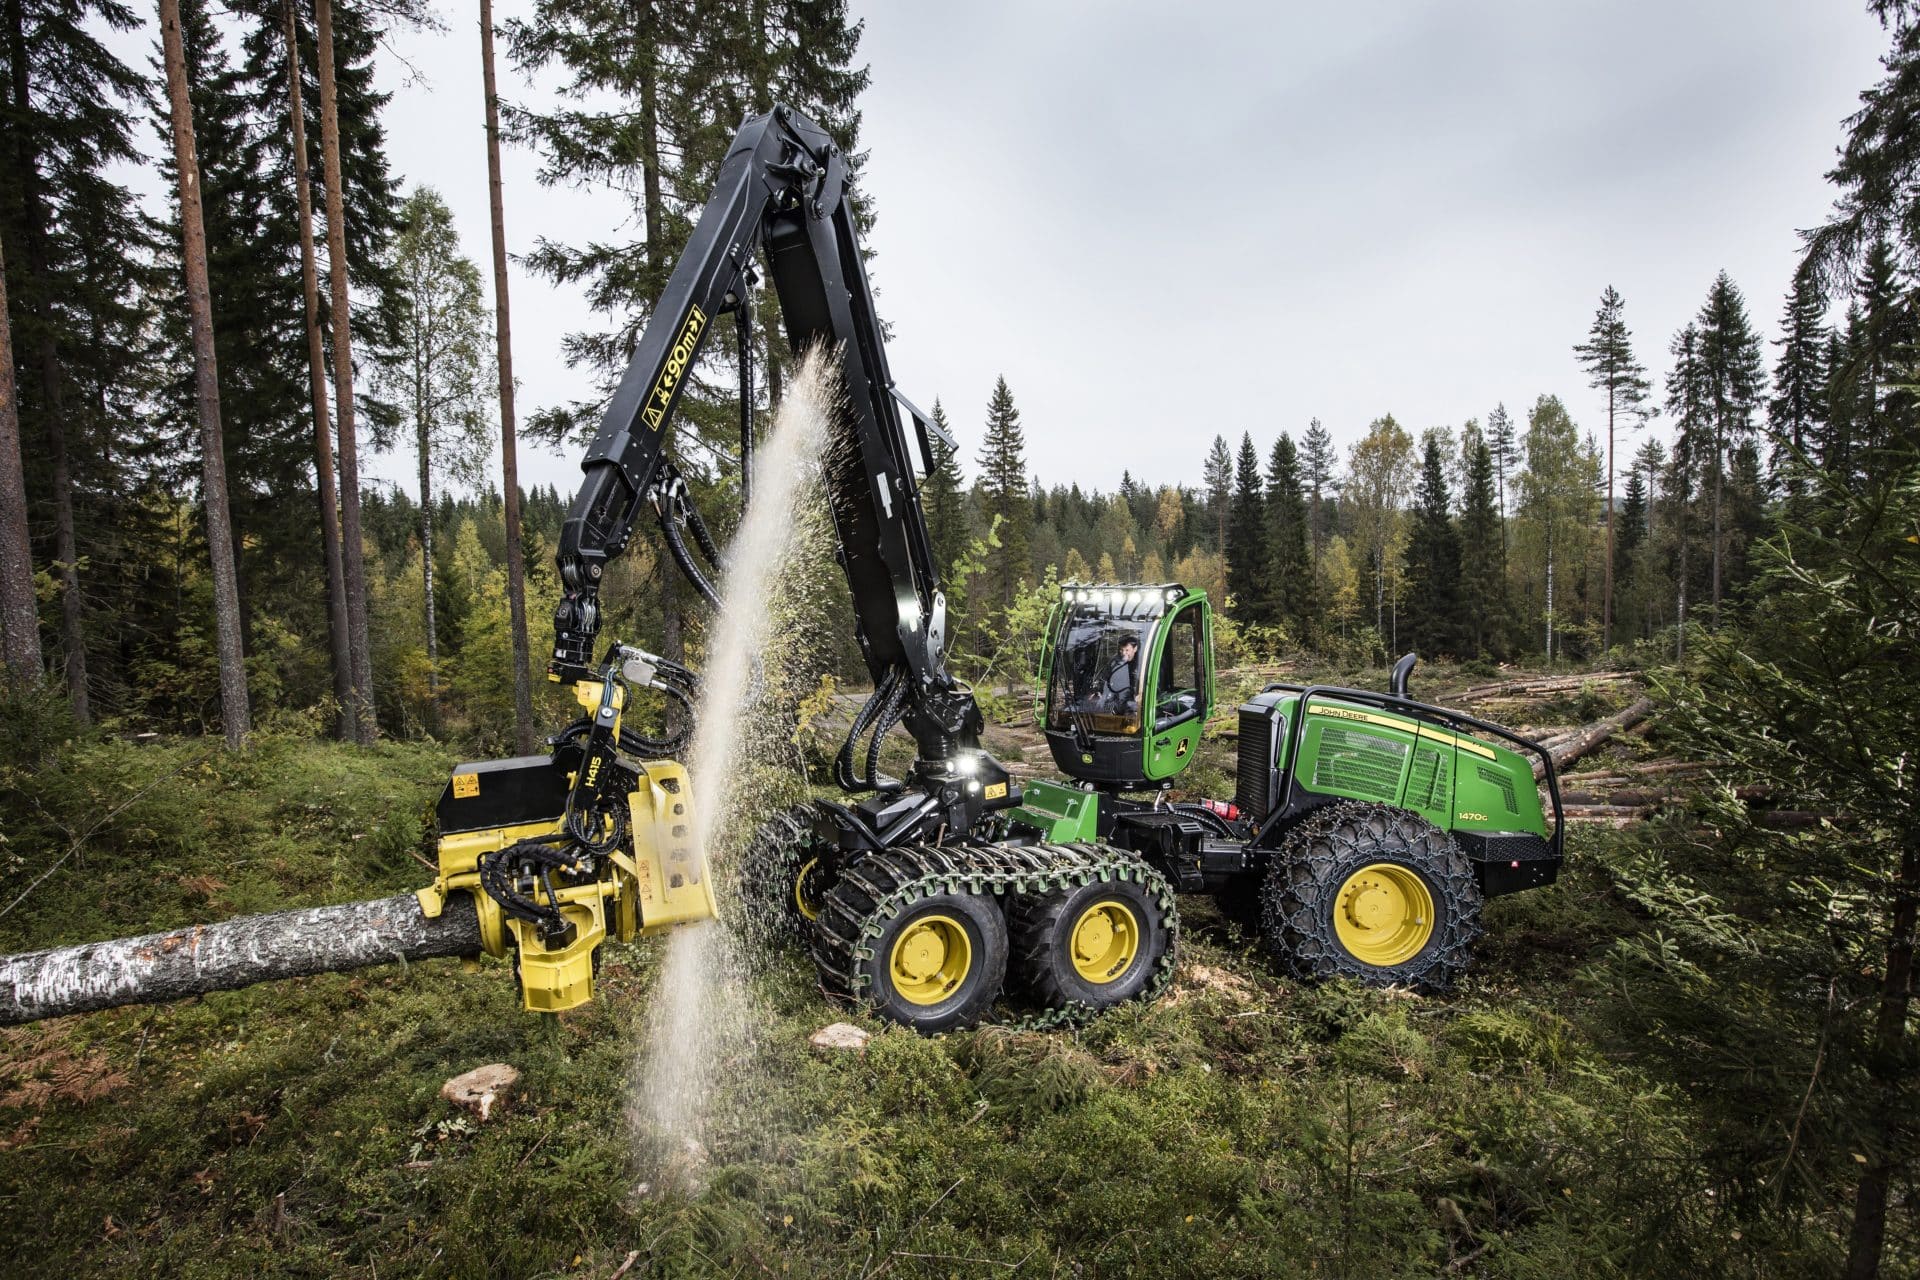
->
641, 305, 708, 431
452, 773, 480, 799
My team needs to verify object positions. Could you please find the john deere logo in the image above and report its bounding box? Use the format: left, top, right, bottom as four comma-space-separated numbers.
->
1081, 753, 1093, 764
641, 305, 707, 430
1175, 739, 1190, 759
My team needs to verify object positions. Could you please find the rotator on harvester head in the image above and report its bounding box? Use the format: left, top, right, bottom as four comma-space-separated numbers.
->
423, 106, 1564, 1033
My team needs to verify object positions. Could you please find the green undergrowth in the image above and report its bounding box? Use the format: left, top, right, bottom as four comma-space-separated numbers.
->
0, 732, 1830, 1278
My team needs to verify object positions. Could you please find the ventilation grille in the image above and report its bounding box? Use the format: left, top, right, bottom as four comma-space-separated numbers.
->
1235, 707, 1277, 817
1310, 726, 1408, 801
1476, 763, 1520, 815
1405, 746, 1452, 812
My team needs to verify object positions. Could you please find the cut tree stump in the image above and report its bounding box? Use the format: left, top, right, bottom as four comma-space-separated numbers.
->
0, 892, 482, 1026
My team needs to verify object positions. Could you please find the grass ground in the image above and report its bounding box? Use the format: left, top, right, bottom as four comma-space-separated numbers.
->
0, 665, 1773, 1278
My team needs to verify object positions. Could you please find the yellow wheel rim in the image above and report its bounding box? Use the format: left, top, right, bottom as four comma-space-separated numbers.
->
794, 857, 820, 921
1068, 900, 1141, 984
1333, 863, 1435, 968
888, 913, 972, 1006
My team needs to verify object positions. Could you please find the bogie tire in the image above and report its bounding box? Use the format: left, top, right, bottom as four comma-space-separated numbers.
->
1260, 803, 1482, 991
854, 893, 1008, 1034
727, 805, 822, 949
1011, 877, 1169, 1010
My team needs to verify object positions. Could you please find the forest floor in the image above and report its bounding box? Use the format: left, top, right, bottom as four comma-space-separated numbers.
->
0, 663, 1805, 1278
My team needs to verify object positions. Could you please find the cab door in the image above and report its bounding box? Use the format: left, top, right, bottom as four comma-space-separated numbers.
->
1143, 598, 1213, 782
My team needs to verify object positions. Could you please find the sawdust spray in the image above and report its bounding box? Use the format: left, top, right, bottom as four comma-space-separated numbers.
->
629, 349, 838, 1188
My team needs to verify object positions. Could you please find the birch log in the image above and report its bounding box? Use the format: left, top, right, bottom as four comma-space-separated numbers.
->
0, 892, 481, 1026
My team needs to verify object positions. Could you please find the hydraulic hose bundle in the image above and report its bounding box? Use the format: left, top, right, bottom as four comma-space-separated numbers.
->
835, 666, 910, 793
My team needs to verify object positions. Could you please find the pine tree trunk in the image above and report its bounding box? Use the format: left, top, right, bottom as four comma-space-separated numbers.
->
1675, 493, 1689, 661
282, 0, 352, 741
0, 236, 42, 690
1845, 838, 1918, 1280
1603, 392, 1614, 652
1544, 521, 1555, 663
480, 0, 535, 754
315, 0, 375, 743
418, 405, 438, 730
161, 0, 250, 750
7, 0, 86, 721
0, 891, 483, 1025
1711, 418, 1723, 632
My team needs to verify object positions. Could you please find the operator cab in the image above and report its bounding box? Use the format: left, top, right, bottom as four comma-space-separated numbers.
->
1037, 583, 1215, 790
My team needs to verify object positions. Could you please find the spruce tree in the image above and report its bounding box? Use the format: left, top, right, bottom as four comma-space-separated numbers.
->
1457, 438, 1502, 656
1572, 284, 1653, 651
1665, 323, 1709, 656
1265, 432, 1312, 636
1226, 432, 1267, 621
1695, 271, 1766, 630
153, 0, 310, 655
2, 0, 149, 721
1824, 310, 1865, 481
1202, 433, 1232, 553
1854, 238, 1917, 460
1486, 401, 1517, 541
1768, 261, 1830, 493
922, 398, 967, 579
976, 376, 1029, 615
1401, 431, 1463, 658
1301, 416, 1337, 556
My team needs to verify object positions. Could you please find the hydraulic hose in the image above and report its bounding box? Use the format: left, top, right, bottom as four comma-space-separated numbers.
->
835, 668, 897, 792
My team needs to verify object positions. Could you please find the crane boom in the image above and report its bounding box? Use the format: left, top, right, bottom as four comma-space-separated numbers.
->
551, 105, 1013, 843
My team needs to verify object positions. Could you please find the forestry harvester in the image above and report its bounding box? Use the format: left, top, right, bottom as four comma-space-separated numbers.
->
0, 106, 1561, 1034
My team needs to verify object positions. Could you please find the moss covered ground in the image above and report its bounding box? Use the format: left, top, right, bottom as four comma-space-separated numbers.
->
0, 670, 1812, 1278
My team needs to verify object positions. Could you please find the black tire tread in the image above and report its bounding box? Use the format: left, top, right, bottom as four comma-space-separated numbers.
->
1259, 802, 1483, 992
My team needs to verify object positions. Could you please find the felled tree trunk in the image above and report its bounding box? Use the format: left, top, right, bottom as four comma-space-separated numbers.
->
0, 892, 480, 1027
1534, 697, 1655, 780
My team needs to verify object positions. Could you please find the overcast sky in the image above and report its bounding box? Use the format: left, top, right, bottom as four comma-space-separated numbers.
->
111, 2, 1897, 499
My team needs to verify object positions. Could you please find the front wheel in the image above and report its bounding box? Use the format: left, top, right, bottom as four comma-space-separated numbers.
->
1260, 803, 1482, 991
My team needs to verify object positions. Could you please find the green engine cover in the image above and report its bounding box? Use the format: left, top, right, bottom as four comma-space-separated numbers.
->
1241, 693, 1548, 842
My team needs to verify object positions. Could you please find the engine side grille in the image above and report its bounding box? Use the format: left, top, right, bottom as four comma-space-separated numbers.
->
1476, 763, 1520, 815
1405, 745, 1451, 813
1310, 725, 1409, 801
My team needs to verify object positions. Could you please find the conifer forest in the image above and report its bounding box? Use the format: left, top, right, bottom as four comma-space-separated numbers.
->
1, 2, 1918, 1277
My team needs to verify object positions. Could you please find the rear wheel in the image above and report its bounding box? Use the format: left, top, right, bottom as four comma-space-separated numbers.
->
1010, 875, 1170, 1011
1260, 803, 1482, 991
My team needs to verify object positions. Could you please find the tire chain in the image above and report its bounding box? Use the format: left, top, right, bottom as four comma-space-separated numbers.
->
1260, 802, 1482, 991
809, 841, 1182, 1033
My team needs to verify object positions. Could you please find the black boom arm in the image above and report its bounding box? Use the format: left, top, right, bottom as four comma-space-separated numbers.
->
552, 105, 988, 776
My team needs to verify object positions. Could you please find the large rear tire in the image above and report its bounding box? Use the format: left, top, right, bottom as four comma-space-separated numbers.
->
1260, 803, 1482, 992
